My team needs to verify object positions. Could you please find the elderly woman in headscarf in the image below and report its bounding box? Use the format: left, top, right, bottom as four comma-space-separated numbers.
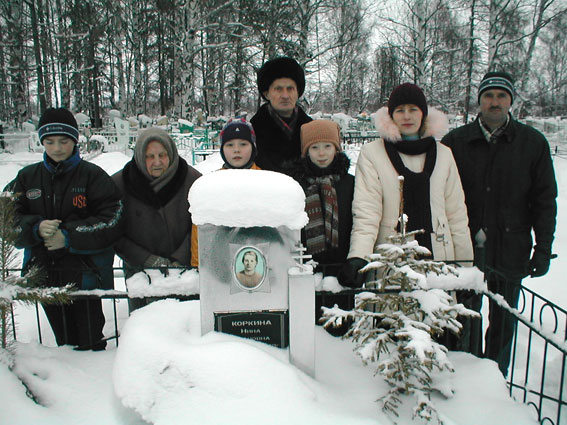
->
112, 128, 201, 308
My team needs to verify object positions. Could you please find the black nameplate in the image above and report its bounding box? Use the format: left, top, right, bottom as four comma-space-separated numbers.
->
214, 310, 289, 348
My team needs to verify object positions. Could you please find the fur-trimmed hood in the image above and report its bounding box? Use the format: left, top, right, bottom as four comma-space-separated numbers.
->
373, 106, 448, 142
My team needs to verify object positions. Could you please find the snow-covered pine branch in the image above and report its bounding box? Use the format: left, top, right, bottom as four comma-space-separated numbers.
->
0, 192, 72, 352
321, 229, 479, 424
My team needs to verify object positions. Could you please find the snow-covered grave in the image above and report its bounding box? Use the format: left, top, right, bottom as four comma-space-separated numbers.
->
1, 149, 559, 424
189, 169, 316, 376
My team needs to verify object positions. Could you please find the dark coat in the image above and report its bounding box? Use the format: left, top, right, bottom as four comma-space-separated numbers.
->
442, 116, 557, 280
112, 158, 201, 277
250, 103, 312, 173
286, 152, 354, 276
6, 149, 124, 290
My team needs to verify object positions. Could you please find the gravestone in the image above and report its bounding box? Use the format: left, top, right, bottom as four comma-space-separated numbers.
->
189, 169, 316, 376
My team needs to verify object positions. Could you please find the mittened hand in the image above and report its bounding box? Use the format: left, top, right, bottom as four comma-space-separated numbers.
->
529, 250, 551, 278
338, 257, 369, 288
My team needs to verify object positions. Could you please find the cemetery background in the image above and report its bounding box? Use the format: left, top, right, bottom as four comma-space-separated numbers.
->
0, 115, 565, 424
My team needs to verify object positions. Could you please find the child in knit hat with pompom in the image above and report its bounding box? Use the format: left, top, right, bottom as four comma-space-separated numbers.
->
219, 119, 261, 170
285, 119, 354, 335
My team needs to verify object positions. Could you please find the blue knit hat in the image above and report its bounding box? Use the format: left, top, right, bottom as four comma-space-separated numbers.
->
38, 107, 79, 144
478, 72, 515, 104
219, 119, 257, 168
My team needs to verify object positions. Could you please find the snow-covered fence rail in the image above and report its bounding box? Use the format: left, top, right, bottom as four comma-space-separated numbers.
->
552, 146, 567, 161
484, 285, 567, 425
9, 265, 567, 423
342, 133, 379, 146
0, 132, 41, 153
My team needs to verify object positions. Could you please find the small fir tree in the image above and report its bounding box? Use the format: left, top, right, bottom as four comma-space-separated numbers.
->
322, 177, 477, 424
0, 192, 71, 357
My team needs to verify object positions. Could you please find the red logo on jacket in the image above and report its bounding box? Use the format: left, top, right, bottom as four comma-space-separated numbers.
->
73, 194, 87, 208
26, 189, 42, 200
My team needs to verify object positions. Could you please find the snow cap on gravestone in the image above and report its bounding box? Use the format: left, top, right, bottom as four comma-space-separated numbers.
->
257, 57, 306, 100
478, 71, 515, 104
37, 107, 79, 144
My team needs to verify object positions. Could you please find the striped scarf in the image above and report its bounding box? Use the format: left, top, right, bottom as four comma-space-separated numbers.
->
267, 104, 298, 141
304, 175, 339, 254
479, 113, 509, 144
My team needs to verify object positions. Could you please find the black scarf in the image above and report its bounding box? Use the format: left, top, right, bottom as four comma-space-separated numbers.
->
123, 158, 189, 208
267, 104, 298, 141
384, 137, 436, 252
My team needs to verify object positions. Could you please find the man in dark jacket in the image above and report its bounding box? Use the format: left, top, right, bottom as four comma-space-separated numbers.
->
442, 72, 557, 376
250, 57, 312, 173
6, 107, 125, 350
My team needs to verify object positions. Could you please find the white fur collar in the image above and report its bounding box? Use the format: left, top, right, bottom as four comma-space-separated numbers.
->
373, 106, 448, 142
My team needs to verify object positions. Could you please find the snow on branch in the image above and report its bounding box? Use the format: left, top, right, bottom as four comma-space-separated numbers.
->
321, 224, 479, 424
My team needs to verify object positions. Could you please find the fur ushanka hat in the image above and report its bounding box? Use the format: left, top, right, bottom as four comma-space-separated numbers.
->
257, 57, 306, 100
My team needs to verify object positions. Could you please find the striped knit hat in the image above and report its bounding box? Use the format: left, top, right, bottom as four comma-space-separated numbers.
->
478, 72, 515, 104
38, 107, 79, 144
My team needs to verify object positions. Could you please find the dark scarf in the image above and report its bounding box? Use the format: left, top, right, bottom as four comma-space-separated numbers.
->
303, 157, 343, 255
43, 145, 81, 175
267, 103, 298, 141
384, 137, 436, 252
123, 157, 189, 208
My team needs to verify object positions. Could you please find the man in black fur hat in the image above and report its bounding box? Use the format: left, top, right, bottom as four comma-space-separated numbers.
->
250, 57, 312, 173
442, 71, 557, 377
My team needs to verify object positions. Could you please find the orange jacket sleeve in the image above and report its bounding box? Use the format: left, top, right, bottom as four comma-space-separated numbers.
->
191, 223, 199, 267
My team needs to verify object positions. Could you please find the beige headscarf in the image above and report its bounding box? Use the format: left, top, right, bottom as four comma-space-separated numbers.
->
134, 128, 180, 193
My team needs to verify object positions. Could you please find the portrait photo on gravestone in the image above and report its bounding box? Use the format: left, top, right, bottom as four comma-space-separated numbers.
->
234, 246, 266, 290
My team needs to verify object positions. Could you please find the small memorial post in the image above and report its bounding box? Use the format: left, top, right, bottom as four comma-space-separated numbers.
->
189, 169, 316, 376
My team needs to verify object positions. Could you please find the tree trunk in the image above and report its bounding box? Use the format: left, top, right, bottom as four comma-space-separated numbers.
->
55, 0, 70, 108
88, 28, 102, 127
516, 0, 550, 115
28, 0, 48, 113
9, 1, 28, 124
464, 0, 477, 124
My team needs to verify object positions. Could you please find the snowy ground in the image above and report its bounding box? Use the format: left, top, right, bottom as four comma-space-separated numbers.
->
0, 145, 565, 425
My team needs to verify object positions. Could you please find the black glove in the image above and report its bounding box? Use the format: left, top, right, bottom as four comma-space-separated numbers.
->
338, 257, 368, 288
529, 250, 551, 278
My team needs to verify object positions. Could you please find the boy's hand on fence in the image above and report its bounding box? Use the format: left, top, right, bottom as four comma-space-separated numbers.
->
44, 229, 66, 251
38, 219, 62, 239
338, 257, 368, 288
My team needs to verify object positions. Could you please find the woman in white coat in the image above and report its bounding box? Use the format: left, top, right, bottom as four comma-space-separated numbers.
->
339, 83, 473, 287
